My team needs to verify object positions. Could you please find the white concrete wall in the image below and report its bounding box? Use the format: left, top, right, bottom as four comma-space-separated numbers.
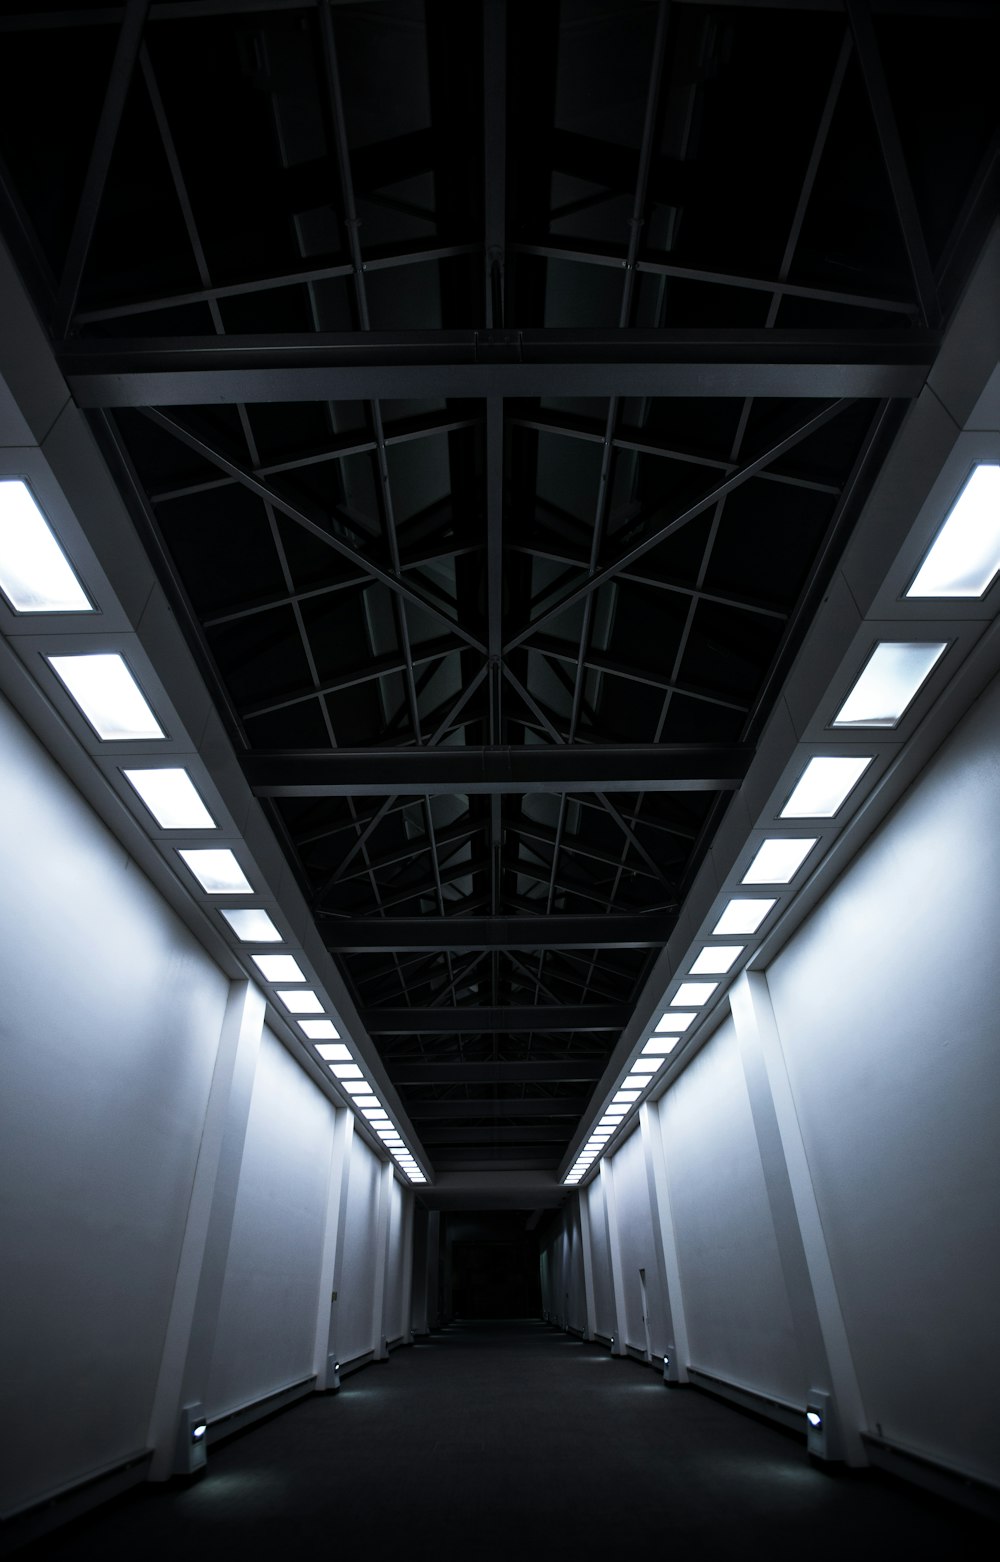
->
385, 1176, 405, 1342
0, 690, 412, 1517
558, 667, 1000, 1487
205, 1025, 335, 1418
609, 1125, 667, 1358
659, 1017, 804, 1401
337, 1133, 382, 1364
765, 669, 1000, 1483
0, 693, 230, 1512
541, 1203, 587, 1332
585, 1176, 616, 1339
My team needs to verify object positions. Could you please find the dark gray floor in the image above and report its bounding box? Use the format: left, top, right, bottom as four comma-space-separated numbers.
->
23, 1322, 995, 1559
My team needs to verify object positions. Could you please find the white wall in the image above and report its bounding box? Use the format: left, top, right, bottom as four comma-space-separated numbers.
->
540, 1202, 587, 1332
766, 670, 1000, 1483
608, 1125, 667, 1358
557, 668, 1000, 1489
385, 1176, 405, 1342
0, 690, 414, 1517
0, 693, 229, 1512
585, 1175, 616, 1339
205, 1025, 336, 1418
337, 1133, 382, 1364
659, 1016, 804, 1401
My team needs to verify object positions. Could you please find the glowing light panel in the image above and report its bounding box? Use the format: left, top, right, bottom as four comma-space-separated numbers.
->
251, 953, 305, 983
276, 987, 322, 1013
300, 1020, 340, 1041
179, 848, 251, 894
0, 480, 91, 612
49, 653, 163, 741
742, 838, 817, 885
689, 945, 743, 975
712, 899, 775, 936
672, 981, 717, 1007
780, 756, 872, 819
221, 908, 282, 942
832, 641, 947, 728
123, 768, 215, 830
907, 464, 1000, 598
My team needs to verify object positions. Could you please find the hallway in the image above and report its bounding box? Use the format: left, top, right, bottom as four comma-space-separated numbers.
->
26, 1324, 994, 1561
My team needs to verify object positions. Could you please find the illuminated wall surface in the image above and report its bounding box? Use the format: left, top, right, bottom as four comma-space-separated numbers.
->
543, 666, 1000, 1486
0, 686, 418, 1513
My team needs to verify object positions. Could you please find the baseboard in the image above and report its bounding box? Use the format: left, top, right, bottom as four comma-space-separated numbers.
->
687, 1366, 803, 1434
0, 1449, 153, 1554
862, 1432, 1000, 1522
207, 1376, 316, 1446
339, 1349, 375, 1378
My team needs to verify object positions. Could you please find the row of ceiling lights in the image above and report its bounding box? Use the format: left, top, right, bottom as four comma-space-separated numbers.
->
0, 477, 426, 1184
567, 462, 1000, 1184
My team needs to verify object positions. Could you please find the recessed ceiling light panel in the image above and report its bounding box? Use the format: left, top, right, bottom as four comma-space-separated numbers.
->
251, 953, 306, 983
179, 848, 251, 895
299, 1019, 341, 1041
742, 838, 817, 885
907, 464, 1000, 598
655, 1011, 695, 1033
276, 987, 322, 1014
220, 908, 282, 943
712, 899, 775, 936
315, 1042, 351, 1061
49, 653, 164, 741
672, 981, 717, 1007
780, 756, 872, 819
123, 767, 216, 830
689, 945, 743, 976
0, 479, 92, 613
832, 641, 947, 728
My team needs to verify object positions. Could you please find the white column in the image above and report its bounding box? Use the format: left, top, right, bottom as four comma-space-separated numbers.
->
312, 1106, 354, 1389
400, 1187, 415, 1344
730, 970, 867, 1463
576, 1190, 597, 1341
146, 979, 266, 1477
371, 1159, 394, 1359
639, 1098, 690, 1381
599, 1158, 627, 1355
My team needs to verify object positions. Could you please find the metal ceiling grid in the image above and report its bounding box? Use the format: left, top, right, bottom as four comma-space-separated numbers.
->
0, 0, 996, 1176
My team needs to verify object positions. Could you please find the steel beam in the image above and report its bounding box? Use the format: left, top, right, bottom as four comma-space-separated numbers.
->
388, 1061, 606, 1084
363, 1005, 628, 1033
55, 0, 150, 335
245, 742, 749, 796
405, 1098, 586, 1120
324, 913, 670, 950
417, 1126, 573, 1145
55, 328, 937, 405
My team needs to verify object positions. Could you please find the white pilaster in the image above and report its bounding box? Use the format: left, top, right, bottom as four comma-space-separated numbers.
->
639, 1098, 689, 1381
576, 1190, 597, 1341
146, 979, 265, 1477
312, 1105, 354, 1389
730, 970, 867, 1463
371, 1159, 394, 1359
599, 1158, 627, 1355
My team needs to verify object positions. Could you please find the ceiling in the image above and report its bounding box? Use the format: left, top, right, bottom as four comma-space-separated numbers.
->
0, 0, 996, 1182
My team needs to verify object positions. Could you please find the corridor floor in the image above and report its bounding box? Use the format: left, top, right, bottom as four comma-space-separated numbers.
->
24, 1322, 994, 1560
